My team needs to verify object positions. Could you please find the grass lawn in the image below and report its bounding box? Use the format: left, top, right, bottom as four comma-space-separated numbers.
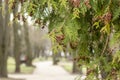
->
7, 57, 35, 74
59, 60, 73, 73
33, 57, 52, 62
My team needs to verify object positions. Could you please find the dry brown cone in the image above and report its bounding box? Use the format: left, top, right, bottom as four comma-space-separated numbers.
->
102, 12, 112, 24
84, 0, 91, 9
69, 0, 80, 8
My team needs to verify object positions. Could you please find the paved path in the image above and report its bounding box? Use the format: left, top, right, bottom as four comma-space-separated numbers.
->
9, 61, 78, 80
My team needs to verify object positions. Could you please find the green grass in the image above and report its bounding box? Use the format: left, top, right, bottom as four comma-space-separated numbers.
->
7, 57, 35, 74
59, 60, 73, 73
62, 64, 73, 72
33, 58, 41, 62
33, 57, 52, 62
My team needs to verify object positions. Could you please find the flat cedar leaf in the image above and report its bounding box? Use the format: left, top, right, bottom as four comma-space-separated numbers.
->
100, 26, 106, 33
100, 23, 110, 34
42, 0, 47, 5
80, 2, 87, 15
93, 21, 100, 29
47, 0, 51, 9
72, 8, 80, 19
106, 23, 110, 34
112, 7, 120, 21
52, 1, 58, 10
90, 0, 98, 13
59, 0, 67, 8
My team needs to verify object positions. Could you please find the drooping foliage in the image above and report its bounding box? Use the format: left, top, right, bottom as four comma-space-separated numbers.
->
8, 0, 120, 79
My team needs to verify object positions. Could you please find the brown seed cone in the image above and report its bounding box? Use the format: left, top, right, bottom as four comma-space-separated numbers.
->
69, 0, 80, 8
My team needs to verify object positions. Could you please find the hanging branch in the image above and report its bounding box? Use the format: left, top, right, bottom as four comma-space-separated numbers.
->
101, 34, 110, 56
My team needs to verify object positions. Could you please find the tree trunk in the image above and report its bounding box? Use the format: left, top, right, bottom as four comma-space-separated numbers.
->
72, 50, 79, 73
13, 23, 21, 73
72, 53, 78, 73
53, 53, 58, 65
23, 23, 33, 66
52, 51, 60, 65
13, 1, 21, 73
0, 0, 10, 77
0, 50, 8, 78
72, 60, 78, 73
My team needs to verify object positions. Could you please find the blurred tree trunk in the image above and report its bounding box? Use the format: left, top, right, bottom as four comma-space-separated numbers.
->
13, 1, 21, 73
0, 0, 10, 77
72, 61, 78, 73
13, 23, 21, 73
23, 22, 33, 66
72, 50, 79, 73
53, 51, 60, 65
34, 46, 40, 58
53, 53, 58, 65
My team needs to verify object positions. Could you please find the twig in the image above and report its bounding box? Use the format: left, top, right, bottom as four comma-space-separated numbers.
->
101, 35, 109, 56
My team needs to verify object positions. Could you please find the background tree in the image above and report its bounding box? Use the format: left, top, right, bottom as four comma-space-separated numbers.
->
23, 22, 33, 66
13, 1, 22, 73
0, 0, 10, 77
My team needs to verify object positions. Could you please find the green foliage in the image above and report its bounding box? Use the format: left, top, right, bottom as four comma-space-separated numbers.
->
79, 1, 87, 15
72, 8, 80, 19
112, 7, 120, 21
110, 31, 120, 46
93, 21, 100, 29
8, 0, 14, 12
63, 20, 79, 43
19, 0, 120, 79
112, 51, 120, 64
100, 23, 110, 34
59, 0, 67, 8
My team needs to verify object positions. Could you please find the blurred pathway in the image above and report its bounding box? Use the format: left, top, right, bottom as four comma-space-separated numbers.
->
9, 61, 77, 80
